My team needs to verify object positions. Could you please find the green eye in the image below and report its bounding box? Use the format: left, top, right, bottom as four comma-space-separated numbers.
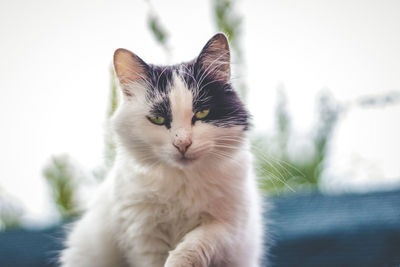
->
148, 115, 165, 125
195, 109, 210, 119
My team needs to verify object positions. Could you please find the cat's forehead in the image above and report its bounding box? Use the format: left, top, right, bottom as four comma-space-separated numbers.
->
169, 74, 194, 127
143, 64, 193, 128
147, 65, 177, 95
145, 62, 204, 108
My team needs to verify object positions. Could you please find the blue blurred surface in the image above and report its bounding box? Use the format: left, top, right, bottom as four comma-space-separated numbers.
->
267, 190, 400, 266
1, 190, 399, 267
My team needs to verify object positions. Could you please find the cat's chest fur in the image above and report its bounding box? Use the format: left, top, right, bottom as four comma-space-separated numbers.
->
109, 164, 222, 252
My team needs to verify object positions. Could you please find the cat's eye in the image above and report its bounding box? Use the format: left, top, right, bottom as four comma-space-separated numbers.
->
195, 109, 210, 119
148, 115, 165, 125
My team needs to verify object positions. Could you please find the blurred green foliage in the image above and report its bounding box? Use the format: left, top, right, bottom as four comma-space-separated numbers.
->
145, 0, 171, 62
94, 66, 119, 181
0, 188, 23, 230
108, 66, 119, 119
213, 0, 246, 100
147, 14, 168, 47
43, 155, 80, 219
211, 0, 338, 193
253, 90, 340, 194
105, 67, 119, 169
213, 0, 242, 54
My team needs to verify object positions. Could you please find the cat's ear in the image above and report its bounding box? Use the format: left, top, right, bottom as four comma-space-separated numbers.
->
113, 48, 148, 96
196, 33, 231, 83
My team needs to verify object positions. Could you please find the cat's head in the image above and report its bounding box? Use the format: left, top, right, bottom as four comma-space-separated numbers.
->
112, 33, 249, 169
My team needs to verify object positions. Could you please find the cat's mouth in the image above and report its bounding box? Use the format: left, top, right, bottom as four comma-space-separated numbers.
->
176, 154, 197, 164
178, 156, 195, 162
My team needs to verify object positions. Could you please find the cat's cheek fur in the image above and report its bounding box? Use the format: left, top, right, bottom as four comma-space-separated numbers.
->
112, 94, 172, 161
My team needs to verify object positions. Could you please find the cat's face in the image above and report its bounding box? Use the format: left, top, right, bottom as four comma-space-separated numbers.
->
112, 34, 249, 169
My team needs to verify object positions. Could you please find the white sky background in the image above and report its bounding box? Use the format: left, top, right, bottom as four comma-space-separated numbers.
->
0, 0, 399, 226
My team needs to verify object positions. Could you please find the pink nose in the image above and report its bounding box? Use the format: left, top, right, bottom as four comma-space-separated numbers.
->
173, 139, 192, 154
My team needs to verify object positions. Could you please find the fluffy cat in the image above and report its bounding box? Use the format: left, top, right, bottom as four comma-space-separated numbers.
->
60, 33, 264, 267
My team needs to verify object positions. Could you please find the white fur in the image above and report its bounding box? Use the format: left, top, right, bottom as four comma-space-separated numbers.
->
61, 74, 264, 267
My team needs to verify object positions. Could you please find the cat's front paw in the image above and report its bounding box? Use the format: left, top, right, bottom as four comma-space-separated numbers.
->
164, 248, 206, 267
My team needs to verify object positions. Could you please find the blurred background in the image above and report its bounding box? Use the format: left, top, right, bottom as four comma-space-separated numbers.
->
0, 0, 400, 265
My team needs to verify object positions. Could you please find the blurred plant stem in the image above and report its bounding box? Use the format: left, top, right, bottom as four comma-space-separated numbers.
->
213, 0, 246, 101
356, 91, 400, 108
43, 155, 80, 219
145, 0, 171, 63
105, 66, 118, 166
93, 66, 119, 181
0, 187, 23, 230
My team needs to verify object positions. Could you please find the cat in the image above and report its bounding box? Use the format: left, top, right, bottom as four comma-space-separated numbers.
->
60, 33, 264, 267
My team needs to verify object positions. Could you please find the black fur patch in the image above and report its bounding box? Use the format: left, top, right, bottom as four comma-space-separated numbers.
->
183, 61, 249, 129
143, 61, 249, 130
145, 65, 175, 129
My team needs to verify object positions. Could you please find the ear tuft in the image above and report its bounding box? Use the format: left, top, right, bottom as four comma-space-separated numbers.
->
196, 33, 231, 83
113, 48, 148, 96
